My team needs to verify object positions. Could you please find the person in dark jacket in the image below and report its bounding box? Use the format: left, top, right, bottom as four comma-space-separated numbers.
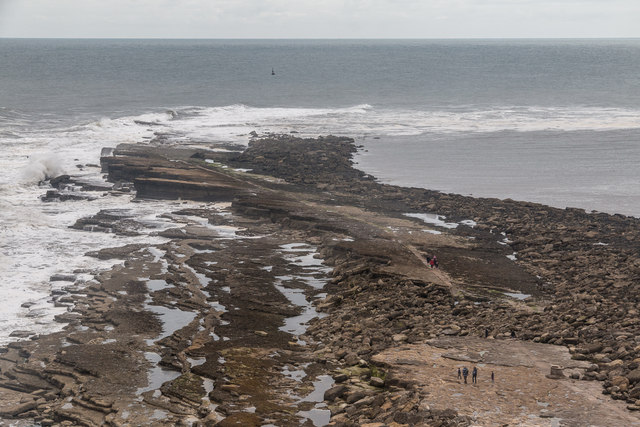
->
462, 366, 469, 384
472, 366, 478, 384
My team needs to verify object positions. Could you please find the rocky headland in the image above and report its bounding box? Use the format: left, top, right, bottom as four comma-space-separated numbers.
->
1, 134, 640, 426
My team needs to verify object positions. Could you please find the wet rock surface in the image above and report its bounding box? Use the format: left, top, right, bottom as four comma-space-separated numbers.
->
1, 135, 639, 426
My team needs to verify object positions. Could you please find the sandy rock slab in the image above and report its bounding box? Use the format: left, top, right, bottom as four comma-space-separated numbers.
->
0, 387, 40, 417
373, 337, 640, 427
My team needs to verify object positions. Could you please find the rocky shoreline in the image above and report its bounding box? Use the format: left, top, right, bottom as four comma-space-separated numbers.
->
1, 134, 640, 426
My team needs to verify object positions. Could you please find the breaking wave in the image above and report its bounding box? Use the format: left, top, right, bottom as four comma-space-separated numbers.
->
21, 153, 65, 184
6, 103, 639, 164
144, 104, 640, 143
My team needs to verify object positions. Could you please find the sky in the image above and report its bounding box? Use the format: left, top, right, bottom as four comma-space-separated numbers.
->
0, 0, 639, 39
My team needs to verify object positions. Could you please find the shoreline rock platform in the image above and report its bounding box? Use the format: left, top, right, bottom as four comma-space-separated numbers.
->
1, 135, 640, 426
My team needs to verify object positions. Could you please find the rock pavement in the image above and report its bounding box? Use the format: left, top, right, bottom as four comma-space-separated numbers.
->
1, 134, 639, 426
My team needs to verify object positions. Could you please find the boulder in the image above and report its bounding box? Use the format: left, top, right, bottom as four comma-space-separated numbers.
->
343, 352, 359, 366
49, 174, 72, 188
611, 376, 630, 392
583, 343, 604, 354
608, 359, 624, 369
345, 390, 369, 404
441, 325, 461, 336
370, 376, 385, 388
352, 395, 376, 408
324, 385, 348, 402
392, 334, 408, 342
9, 330, 34, 338
50, 274, 77, 282
333, 373, 349, 383
627, 368, 640, 384
41, 190, 92, 202
629, 386, 640, 399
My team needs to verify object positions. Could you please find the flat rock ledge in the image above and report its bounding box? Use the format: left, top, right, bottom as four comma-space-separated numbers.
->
1, 135, 639, 426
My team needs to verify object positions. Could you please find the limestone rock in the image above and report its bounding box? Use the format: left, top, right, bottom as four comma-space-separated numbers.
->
324, 385, 348, 402
333, 373, 349, 383
345, 390, 370, 404
370, 376, 385, 388
611, 376, 630, 392
627, 368, 640, 384
392, 334, 408, 342
9, 330, 34, 338
629, 386, 640, 399
609, 359, 624, 369
441, 325, 461, 336
50, 274, 77, 282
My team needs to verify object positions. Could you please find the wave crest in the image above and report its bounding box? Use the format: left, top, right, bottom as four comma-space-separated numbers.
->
160, 104, 640, 141
21, 153, 66, 184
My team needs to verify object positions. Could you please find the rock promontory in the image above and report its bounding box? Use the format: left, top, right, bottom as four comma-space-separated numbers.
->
1, 135, 639, 426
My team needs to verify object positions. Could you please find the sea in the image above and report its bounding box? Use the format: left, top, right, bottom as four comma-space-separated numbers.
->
1, 38, 640, 343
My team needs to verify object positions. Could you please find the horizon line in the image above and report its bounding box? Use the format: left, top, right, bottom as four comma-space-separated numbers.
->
2, 36, 640, 41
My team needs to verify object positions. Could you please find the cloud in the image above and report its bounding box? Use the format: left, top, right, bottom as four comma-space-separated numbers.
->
0, 0, 638, 38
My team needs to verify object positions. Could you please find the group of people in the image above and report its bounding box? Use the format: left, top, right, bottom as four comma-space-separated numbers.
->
458, 366, 494, 384
426, 254, 439, 269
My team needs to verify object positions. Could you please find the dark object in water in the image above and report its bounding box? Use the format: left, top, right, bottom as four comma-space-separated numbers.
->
272, 68, 275, 75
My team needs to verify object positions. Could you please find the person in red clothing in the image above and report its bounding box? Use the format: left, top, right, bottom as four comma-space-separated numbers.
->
429, 255, 439, 268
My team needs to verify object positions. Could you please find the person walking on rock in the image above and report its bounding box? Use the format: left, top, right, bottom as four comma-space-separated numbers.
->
491, 371, 494, 383
457, 367, 461, 380
462, 366, 469, 384
472, 366, 478, 384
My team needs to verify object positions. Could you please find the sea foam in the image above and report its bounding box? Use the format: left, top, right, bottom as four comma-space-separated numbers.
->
21, 152, 66, 183
158, 104, 640, 142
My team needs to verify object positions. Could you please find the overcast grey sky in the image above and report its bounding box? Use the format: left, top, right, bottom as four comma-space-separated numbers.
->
1, 0, 638, 39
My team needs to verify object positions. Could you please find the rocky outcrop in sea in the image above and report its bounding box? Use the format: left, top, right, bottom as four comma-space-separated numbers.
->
1, 135, 639, 426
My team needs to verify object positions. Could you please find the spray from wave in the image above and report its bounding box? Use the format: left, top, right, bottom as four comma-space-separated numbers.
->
21, 153, 66, 184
